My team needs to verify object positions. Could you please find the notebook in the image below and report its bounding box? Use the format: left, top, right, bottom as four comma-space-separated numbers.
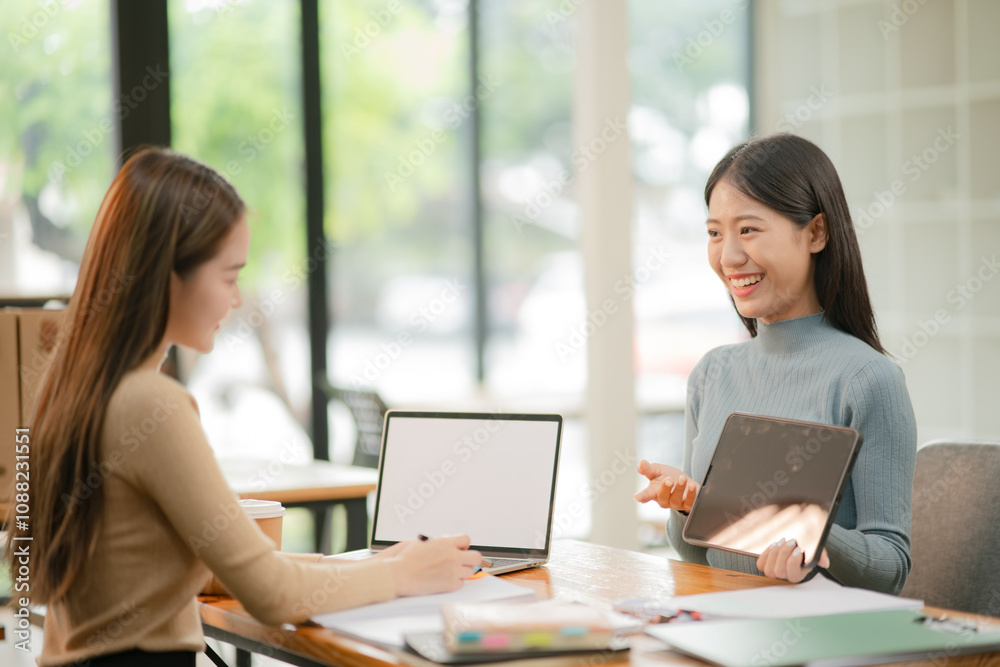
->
663, 574, 923, 619
312, 574, 538, 648
339, 410, 563, 575
646, 609, 1000, 667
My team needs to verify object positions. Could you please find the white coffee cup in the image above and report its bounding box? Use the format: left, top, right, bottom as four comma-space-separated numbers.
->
239, 498, 286, 549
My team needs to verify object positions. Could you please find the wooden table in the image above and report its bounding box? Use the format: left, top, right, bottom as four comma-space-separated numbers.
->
198, 539, 1000, 667
219, 459, 378, 554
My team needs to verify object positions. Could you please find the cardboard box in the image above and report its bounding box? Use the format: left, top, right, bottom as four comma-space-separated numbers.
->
18, 309, 65, 426
0, 308, 65, 502
0, 312, 20, 502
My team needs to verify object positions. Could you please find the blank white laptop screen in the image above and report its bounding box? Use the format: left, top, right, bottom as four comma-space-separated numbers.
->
370, 412, 562, 554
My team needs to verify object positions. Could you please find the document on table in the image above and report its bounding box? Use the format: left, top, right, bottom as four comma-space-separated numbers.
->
312, 575, 537, 648
668, 574, 923, 619
647, 610, 1000, 667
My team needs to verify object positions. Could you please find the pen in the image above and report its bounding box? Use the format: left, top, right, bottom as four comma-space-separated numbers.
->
417, 534, 492, 570
915, 614, 979, 634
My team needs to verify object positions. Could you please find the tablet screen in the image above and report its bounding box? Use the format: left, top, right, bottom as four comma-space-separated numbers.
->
682, 413, 862, 565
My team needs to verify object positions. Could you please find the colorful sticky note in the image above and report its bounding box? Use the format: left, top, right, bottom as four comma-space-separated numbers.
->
482, 634, 510, 649
524, 632, 552, 646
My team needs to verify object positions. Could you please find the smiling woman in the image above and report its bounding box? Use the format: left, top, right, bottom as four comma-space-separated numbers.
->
706, 180, 827, 324
635, 134, 917, 596
4, 147, 481, 667
158, 218, 248, 358
704, 134, 884, 352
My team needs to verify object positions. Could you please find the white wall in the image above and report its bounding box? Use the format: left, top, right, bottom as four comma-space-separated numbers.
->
755, 0, 1000, 443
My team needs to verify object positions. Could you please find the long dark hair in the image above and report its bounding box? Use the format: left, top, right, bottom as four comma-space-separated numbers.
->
705, 134, 884, 354
6, 147, 245, 603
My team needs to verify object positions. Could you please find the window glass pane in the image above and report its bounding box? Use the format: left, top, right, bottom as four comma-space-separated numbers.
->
479, 1, 579, 399
169, 0, 315, 481
322, 0, 474, 413
0, 0, 113, 297
630, 1, 750, 410
479, 1, 582, 539
629, 1, 750, 543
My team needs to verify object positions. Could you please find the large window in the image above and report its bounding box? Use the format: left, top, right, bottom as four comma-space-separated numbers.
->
173, 0, 751, 543
479, 1, 579, 399
167, 1, 749, 472
1, 0, 751, 551
629, 1, 750, 410
169, 0, 317, 552
322, 0, 475, 411
0, 0, 113, 297
627, 1, 750, 544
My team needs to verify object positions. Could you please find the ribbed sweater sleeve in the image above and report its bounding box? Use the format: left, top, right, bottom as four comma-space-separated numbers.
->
666, 356, 710, 565
40, 369, 398, 666
660, 313, 917, 595
824, 361, 916, 594
116, 372, 396, 625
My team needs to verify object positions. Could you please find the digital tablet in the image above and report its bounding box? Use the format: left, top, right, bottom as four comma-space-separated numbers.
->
682, 412, 862, 568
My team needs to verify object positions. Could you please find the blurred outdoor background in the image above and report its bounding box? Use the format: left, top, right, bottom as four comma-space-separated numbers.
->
0, 0, 750, 552
5, 5, 1000, 663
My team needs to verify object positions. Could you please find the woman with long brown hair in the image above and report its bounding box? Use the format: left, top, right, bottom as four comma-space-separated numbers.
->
6, 147, 479, 667
635, 134, 917, 595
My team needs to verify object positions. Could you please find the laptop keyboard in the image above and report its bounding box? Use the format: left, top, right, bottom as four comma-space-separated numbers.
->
335, 553, 540, 570
483, 557, 540, 569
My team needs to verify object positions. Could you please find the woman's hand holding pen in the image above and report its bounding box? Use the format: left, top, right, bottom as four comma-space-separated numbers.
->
384, 535, 481, 596
634, 460, 700, 513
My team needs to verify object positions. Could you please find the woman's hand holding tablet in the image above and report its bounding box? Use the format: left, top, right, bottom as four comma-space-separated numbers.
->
668, 413, 861, 578
634, 460, 701, 514
756, 538, 830, 583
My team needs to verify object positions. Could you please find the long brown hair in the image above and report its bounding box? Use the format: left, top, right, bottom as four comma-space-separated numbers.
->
6, 147, 245, 603
705, 134, 885, 354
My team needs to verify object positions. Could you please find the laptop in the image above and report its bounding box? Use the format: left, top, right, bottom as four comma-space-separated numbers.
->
339, 410, 564, 575
682, 412, 862, 568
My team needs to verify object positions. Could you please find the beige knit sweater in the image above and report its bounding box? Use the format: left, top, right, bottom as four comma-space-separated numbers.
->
40, 369, 394, 666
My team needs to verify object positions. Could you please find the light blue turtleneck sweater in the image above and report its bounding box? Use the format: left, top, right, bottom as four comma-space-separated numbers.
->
666, 312, 917, 594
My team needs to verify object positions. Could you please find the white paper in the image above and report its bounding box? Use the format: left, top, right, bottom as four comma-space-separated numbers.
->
667, 575, 923, 619
312, 575, 537, 647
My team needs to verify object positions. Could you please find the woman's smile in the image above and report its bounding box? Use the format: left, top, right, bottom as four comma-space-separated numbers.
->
707, 181, 825, 323
727, 272, 764, 297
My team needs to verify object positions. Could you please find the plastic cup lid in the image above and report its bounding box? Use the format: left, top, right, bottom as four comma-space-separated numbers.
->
238, 498, 286, 519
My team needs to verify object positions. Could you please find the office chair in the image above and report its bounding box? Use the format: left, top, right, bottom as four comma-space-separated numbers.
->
327, 385, 389, 469
901, 440, 1000, 617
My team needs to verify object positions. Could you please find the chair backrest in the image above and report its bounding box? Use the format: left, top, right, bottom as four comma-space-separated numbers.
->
901, 440, 1000, 617
331, 387, 389, 469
